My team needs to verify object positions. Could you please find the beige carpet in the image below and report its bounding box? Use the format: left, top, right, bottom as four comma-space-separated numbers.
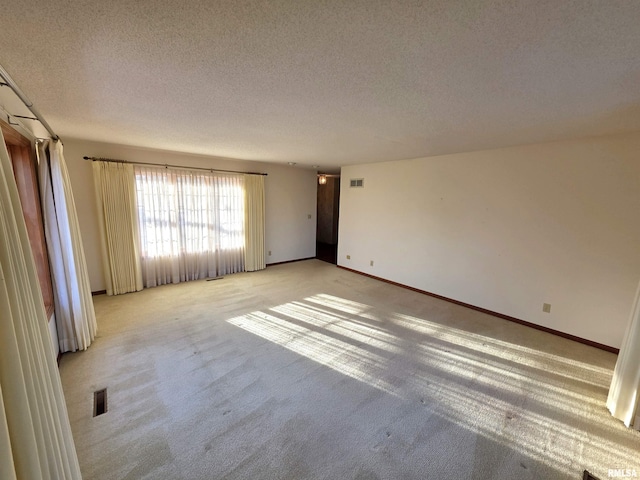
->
59, 260, 640, 479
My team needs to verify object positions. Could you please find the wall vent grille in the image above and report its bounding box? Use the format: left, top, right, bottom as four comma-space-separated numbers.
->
93, 388, 107, 417
350, 178, 364, 188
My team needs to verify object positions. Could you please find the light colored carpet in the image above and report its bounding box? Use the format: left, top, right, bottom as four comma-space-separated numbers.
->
59, 260, 640, 479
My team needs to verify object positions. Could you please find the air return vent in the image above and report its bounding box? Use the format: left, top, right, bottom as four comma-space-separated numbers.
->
93, 388, 107, 417
350, 178, 364, 188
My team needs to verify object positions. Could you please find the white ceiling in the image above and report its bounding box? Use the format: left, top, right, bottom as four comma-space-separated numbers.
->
1, 0, 639, 173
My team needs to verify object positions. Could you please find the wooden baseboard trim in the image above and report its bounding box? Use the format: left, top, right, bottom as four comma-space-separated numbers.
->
337, 265, 619, 354
91, 290, 107, 296
267, 257, 316, 267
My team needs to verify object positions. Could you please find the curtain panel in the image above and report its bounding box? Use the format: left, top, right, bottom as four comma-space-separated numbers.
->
134, 166, 245, 287
244, 174, 266, 271
92, 161, 144, 295
0, 133, 81, 479
607, 279, 640, 429
38, 140, 97, 352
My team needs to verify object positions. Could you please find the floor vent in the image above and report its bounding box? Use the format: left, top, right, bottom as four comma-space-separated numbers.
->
93, 388, 107, 417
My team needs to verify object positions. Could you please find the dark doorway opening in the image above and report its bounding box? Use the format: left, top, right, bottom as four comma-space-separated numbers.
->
316, 175, 340, 264
316, 241, 337, 264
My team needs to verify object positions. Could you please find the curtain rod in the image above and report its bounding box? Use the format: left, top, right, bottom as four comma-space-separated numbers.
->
83, 156, 268, 176
0, 64, 59, 140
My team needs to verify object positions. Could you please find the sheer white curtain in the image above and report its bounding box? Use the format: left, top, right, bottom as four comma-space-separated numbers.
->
135, 166, 245, 287
38, 140, 97, 352
607, 279, 640, 429
0, 134, 81, 479
93, 161, 143, 295
244, 174, 266, 271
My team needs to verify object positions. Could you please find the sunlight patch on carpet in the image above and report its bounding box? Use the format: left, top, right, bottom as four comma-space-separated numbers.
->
227, 310, 399, 396
227, 293, 633, 478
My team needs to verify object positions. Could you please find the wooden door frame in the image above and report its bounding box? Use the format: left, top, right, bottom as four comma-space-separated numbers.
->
1, 118, 55, 320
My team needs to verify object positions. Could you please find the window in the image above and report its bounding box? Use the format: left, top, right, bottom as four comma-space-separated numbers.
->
134, 165, 245, 285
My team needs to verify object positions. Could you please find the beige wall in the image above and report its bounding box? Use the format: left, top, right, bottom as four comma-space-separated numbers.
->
338, 131, 640, 349
62, 139, 317, 292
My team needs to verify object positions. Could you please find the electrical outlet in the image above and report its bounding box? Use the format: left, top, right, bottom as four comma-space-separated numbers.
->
308, 214, 312, 219
543, 303, 551, 313
346, 255, 351, 260
370, 260, 374, 266
268, 251, 272, 256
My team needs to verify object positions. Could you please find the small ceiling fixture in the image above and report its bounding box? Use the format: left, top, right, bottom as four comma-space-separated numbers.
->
288, 162, 296, 166
318, 174, 327, 185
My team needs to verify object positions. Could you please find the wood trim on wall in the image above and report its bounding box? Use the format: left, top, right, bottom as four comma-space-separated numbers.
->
337, 265, 619, 354
266, 257, 316, 267
2, 119, 55, 320
0, 118, 31, 147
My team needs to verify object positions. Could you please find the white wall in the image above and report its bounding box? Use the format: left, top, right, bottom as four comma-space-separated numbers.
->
62, 139, 317, 292
338, 132, 640, 349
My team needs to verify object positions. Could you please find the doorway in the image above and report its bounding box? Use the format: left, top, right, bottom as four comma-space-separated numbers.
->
316, 174, 340, 264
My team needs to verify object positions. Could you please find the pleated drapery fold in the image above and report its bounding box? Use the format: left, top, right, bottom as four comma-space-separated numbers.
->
607, 279, 640, 430
0, 131, 82, 479
244, 174, 266, 272
92, 161, 144, 295
38, 140, 97, 352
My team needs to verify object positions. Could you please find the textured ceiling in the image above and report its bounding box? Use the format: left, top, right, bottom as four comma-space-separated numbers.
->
1, 0, 640, 172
